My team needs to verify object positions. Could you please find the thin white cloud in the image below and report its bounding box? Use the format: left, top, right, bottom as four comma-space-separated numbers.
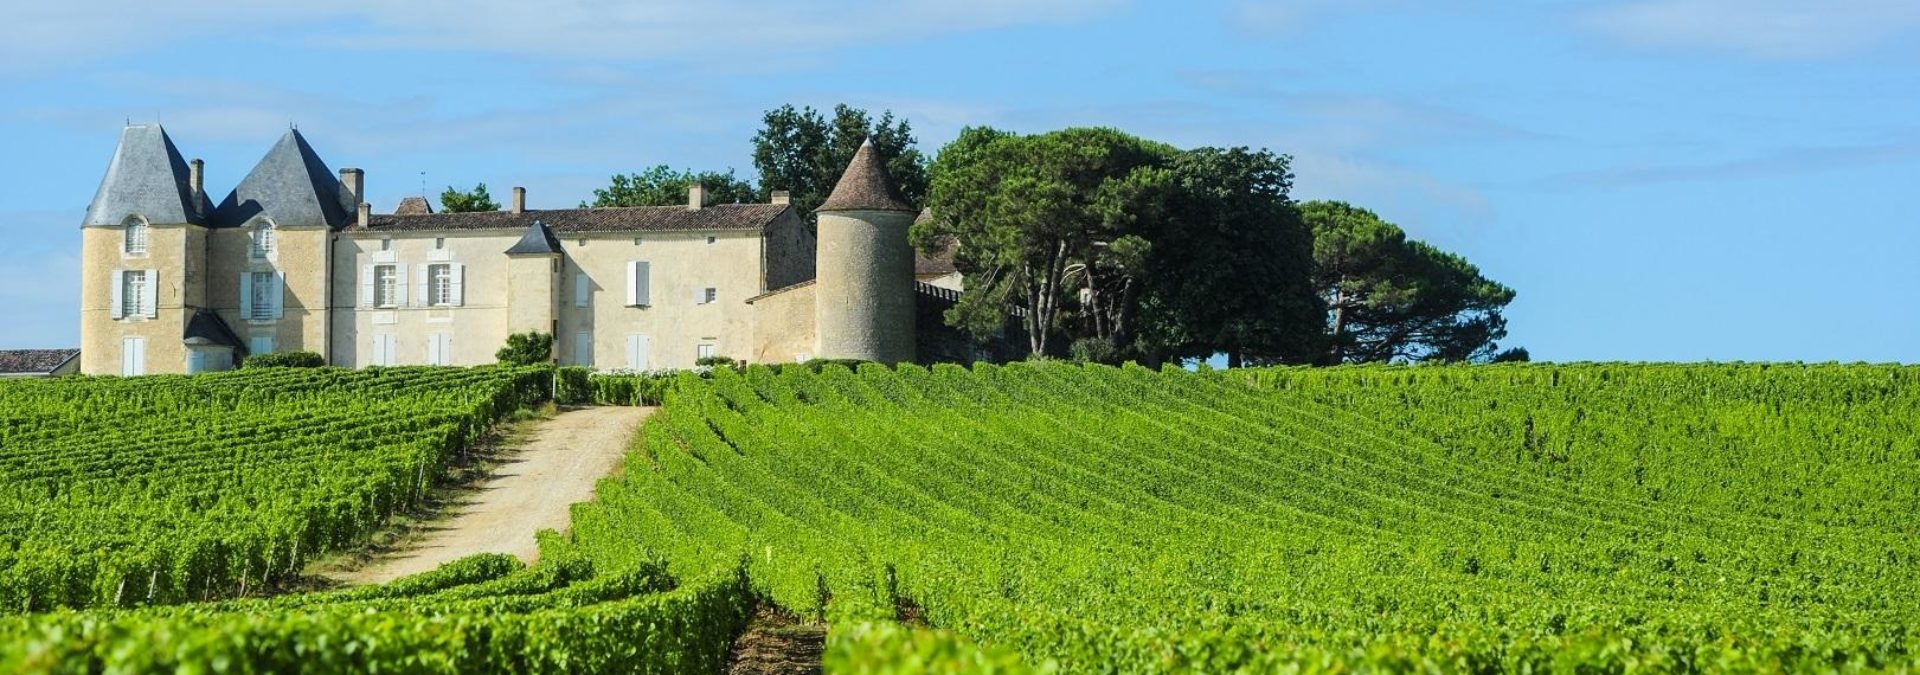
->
4, 0, 1124, 72
1579, 0, 1920, 58
1547, 137, 1920, 186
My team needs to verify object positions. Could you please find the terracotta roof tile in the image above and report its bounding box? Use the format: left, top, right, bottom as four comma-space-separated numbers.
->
356, 203, 790, 234
0, 349, 80, 375
817, 139, 914, 213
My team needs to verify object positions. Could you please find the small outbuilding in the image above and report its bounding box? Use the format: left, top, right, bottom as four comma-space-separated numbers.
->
0, 349, 81, 377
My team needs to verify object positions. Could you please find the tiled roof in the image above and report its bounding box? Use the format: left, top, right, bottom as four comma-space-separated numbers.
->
357, 203, 791, 233
504, 220, 565, 255
394, 196, 434, 215
817, 139, 915, 213
213, 130, 351, 229
915, 233, 958, 277
83, 125, 211, 227
0, 349, 80, 375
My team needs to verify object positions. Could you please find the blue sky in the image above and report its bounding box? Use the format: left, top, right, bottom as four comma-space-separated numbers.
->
3, 0, 1916, 361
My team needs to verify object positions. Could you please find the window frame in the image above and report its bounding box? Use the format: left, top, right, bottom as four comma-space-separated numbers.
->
249, 220, 276, 259
374, 264, 399, 308
122, 217, 149, 256
122, 270, 149, 317
249, 271, 276, 320
428, 263, 454, 307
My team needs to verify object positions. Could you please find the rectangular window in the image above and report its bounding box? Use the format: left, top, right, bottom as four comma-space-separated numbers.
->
706, 236, 716, 245
250, 336, 275, 356
573, 331, 593, 367
250, 271, 276, 319
428, 263, 453, 306
574, 273, 590, 308
696, 343, 716, 361
124, 223, 147, 255
434, 237, 446, 249
380, 238, 392, 251
427, 333, 452, 366
251, 225, 275, 258
121, 270, 149, 317
702, 287, 718, 304
374, 265, 398, 308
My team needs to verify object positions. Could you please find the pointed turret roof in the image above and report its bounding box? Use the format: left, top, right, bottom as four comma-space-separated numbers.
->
83, 124, 210, 226
816, 139, 915, 213
504, 220, 565, 256
213, 129, 351, 229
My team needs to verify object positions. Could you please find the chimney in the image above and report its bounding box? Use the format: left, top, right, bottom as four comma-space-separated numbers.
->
770, 190, 790, 206
357, 202, 371, 228
188, 159, 205, 196
687, 183, 706, 211
511, 186, 527, 214
340, 168, 365, 206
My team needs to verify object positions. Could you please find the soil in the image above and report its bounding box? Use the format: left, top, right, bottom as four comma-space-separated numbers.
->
725, 605, 827, 675
328, 405, 651, 585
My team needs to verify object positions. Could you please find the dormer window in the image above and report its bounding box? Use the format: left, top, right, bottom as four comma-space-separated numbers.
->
250, 221, 276, 258
122, 217, 148, 256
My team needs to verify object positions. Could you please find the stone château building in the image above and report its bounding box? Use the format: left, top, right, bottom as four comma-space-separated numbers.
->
77, 124, 965, 375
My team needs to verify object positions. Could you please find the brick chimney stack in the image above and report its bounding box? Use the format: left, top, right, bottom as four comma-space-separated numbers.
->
770, 190, 790, 205
511, 186, 526, 214
687, 183, 706, 211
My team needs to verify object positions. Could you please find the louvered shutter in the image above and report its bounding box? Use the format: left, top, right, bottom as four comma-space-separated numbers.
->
359, 265, 375, 308
413, 265, 429, 307
394, 265, 409, 307
272, 271, 286, 319
624, 262, 638, 306
574, 273, 589, 308
426, 334, 440, 365
450, 263, 466, 307
143, 269, 159, 318
240, 272, 254, 320
694, 287, 705, 305
634, 261, 650, 306
110, 270, 126, 319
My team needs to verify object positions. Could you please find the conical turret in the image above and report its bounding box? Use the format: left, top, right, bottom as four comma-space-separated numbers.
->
813, 138, 917, 363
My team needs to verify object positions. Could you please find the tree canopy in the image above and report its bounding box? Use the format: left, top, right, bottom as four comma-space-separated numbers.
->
920, 127, 1325, 365
1301, 200, 1517, 363
751, 104, 928, 224
586, 166, 756, 208
439, 183, 499, 213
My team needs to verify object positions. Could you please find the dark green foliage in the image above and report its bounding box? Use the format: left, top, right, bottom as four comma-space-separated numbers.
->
1301, 200, 1518, 363
586, 166, 757, 208
751, 103, 928, 224
495, 331, 555, 367
241, 351, 325, 368
440, 183, 500, 213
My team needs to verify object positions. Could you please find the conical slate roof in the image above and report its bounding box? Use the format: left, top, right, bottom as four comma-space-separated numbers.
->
504, 220, 565, 256
816, 139, 914, 213
83, 124, 210, 226
183, 309, 244, 350
213, 130, 351, 229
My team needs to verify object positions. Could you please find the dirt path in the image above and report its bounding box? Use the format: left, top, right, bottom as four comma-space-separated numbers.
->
340, 405, 651, 585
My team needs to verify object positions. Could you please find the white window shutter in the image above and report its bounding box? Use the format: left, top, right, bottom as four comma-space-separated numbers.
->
239, 272, 254, 320
412, 264, 429, 307
359, 265, 375, 309
144, 269, 159, 318
635, 261, 650, 306
272, 271, 287, 319
426, 335, 440, 365
625, 262, 638, 306
450, 263, 466, 307
395, 265, 409, 307
110, 270, 126, 320
574, 273, 589, 308
694, 287, 705, 305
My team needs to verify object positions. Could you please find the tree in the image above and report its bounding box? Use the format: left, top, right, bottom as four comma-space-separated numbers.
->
439, 183, 500, 213
586, 166, 757, 208
920, 127, 1176, 356
1134, 148, 1324, 367
1301, 200, 1517, 363
495, 331, 554, 366
751, 104, 928, 224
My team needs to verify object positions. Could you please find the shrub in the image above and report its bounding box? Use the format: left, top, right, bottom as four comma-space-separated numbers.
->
496, 331, 555, 367
695, 355, 738, 368
554, 366, 594, 405
242, 351, 326, 368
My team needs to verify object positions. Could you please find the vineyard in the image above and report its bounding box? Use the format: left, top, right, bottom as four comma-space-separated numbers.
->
0, 366, 548, 611
3, 362, 1920, 672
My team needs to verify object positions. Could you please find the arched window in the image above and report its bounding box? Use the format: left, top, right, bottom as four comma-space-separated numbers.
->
250, 220, 276, 258
122, 216, 148, 256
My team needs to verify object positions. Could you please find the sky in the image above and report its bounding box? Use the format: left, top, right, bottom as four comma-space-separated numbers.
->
2, 0, 1915, 362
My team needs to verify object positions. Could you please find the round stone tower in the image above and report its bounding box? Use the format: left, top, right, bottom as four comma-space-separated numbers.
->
814, 139, 917, 364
